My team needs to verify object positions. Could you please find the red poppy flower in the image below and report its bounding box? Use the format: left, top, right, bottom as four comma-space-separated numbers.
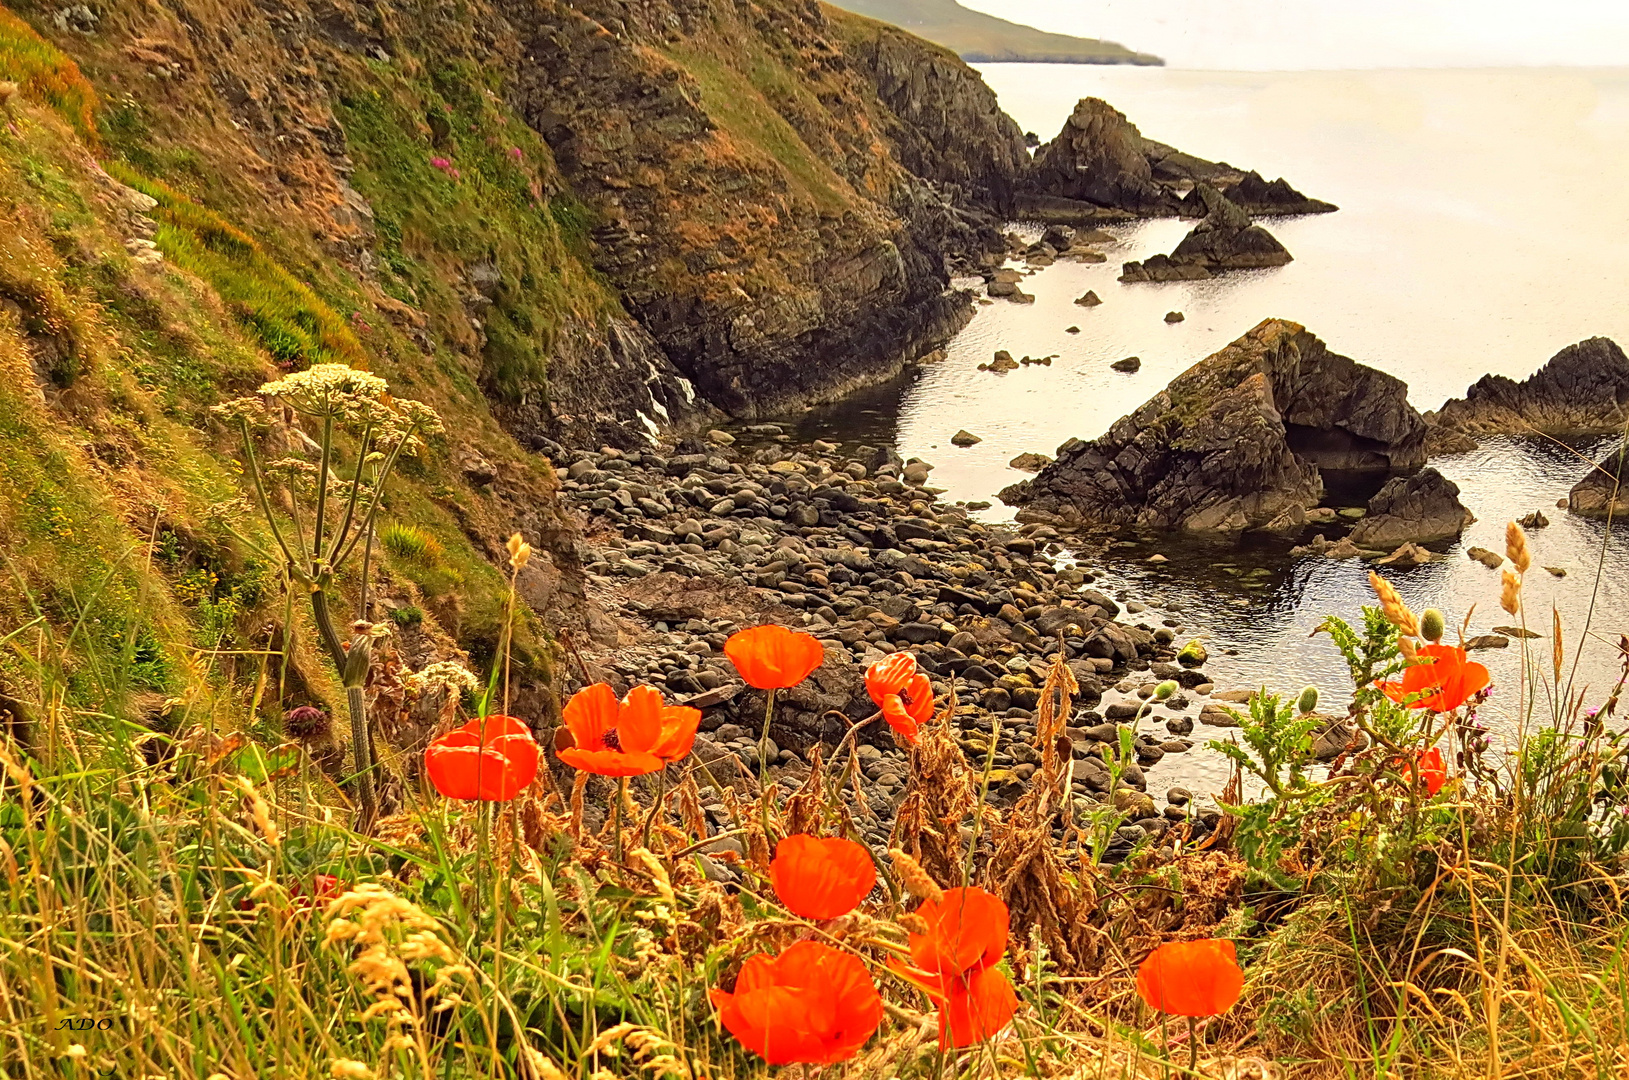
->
771, 834, 877, 920
865, 652, 934, 743
906, 887, 1009, 979
556, 684, 700, 776
724, 625, 826, 690
1380, 643, 1490, 713
939, 965, 1020, 1049
710, 940, 883, 1065
424, 715, 539, 801
1411, 746, 1447, 795
1135, 939, 1244, 1018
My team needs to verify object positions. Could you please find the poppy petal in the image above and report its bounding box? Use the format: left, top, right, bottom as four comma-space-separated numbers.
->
908, 887, 1009, 978
1135, 939, 1243, 1017
650, 705, 702, 763
725, 625, 826, 690
939, 966, 1019, 1049
770, 834, 877, 919
563, 683, 619, 748
556, 747, 663, 776
865, 652, 918, 705
618, 685, 665, 755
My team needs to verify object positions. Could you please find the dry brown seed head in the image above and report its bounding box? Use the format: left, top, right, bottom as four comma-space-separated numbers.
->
1368, 572, 1420, 636
1505, 521, 1532, 574
1501, 570, 1522, 616
888, 848, 944, 904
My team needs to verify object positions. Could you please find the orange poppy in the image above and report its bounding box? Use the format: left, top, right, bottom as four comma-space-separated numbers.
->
424, 715, 540, 801
710, 940, 883, 1065
939, 965, 1020, 1049
906, 887, 1009, 979
1380, 643, 1490, 713
556, 683, 700, 776
865, 652, 934, 743
1411, 746, 1447, 795
771, 834, 877, 920
1135, 939, 1244, 1018
724, 625, 826, 689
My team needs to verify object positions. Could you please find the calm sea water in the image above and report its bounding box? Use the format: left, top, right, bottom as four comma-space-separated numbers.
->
797, 67, 1629, 792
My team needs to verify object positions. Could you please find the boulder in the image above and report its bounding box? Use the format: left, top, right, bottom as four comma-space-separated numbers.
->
1164, 311, 1185, 323
1568, 441, 1629, 520
951, 429, 982, 447
1008, 452, 1053, 472
1039, 225, 1075, 251
1022, 98, 1181, 217
1167, 184, 1292, 271
1111, 356, 1141, 373
1074, 290, 1103, 307
1002, 320, 1430, 533
1348, 468, 1475, 547
1433, 338, 1629, 437
1120, 255, 1210, 282
989, 351, 1019, 372
1374, 542, 1434, 568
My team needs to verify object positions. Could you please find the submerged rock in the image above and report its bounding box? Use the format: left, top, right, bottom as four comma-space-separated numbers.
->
1568, 441, 1629, 519
1002, 320, 1430, 533
1074, 290, 1103, 307
1120, 255, 1209, 282
1111, 356, 1142, 373
951, 429, 982, 447
1432, 338, 1629, 437
1348, 468, 1475, 547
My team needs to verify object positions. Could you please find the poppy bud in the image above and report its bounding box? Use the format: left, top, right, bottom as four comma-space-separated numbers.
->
284, 706, 331, 744
1419, 609, 1445, 643
1154, 680, 1178, 700
1297, 686, 1319, 715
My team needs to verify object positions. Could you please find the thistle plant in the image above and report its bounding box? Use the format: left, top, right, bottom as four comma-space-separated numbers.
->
213, 364, 444, 825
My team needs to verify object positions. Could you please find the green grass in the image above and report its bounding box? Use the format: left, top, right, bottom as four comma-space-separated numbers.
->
331, 59, 621, 403
0, 5, 99, 145
661, 43, 858, 217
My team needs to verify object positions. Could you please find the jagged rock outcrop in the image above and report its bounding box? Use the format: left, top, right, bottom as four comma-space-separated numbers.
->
1568, 442, 1629, 520
836, 14, 1030, 209
1018, 98, 1181, 221
1001, 320, 1429, 532
1348, 469, 1475, 547
1432, 338, 1629, 437
1180, 170, 1337, 216
1166, 185, 1292, 271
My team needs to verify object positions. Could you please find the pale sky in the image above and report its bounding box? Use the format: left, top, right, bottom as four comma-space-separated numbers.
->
957, 0, 1629, 69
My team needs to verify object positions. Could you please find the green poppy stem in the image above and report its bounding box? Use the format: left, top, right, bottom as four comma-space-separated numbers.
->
615, 777, 627, 864
1188, 1014, 1197, 1073
1160, 1012, 1170, 1080
758, 687, 777, 788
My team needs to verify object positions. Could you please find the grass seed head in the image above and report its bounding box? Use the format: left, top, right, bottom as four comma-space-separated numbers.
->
889, 848, 944, 904
1501, 569, 1523, 615
1368, 571, 1420, 636
1506, 521, 1532, 574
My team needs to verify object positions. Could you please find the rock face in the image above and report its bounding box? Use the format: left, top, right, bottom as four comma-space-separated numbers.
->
1001, 320, 1430, 532
1432, 338, 1629, 437
1180, 170, 1337, 216
1019, 98, 1181, 220
1348, 469, 1475, 547
1167, 185, 1292, 271
1568, 442, 1629, 520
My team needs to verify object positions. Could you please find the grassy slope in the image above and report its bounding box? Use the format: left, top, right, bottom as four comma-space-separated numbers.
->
0, 8, 576, 733
824, 0, 1162, 64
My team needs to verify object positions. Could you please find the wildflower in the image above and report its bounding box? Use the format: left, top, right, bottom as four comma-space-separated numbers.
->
770, 834, 877, 920
506, 531, 531, 571
556, 683, 699, 776
424, 715, 539, 800
284, 705, 331, 744
710, 940, 882, 1064
889, 887, 1018, 1048
1380, 643, 1490, 713
1411, 746, 1448, 795
865, 652, 934, 743
509, 146, 524, 160
901, 887, 1008, 979
938, 965, 1020, 1048
724, 625, 825, 689
1135, 939, 1244, 1017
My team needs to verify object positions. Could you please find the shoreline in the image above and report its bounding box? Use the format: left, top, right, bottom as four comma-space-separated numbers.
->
556, 426, 1285, 858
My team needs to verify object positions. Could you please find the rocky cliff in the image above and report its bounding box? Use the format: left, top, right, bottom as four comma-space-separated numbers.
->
1432, 337, 1629, 437
1569, 441, 1629, 520
1018, 97, 1180, 222
1001, 320, 1429, 533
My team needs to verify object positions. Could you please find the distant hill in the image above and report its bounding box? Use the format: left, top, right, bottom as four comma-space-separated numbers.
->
824, 0, 1162, 65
